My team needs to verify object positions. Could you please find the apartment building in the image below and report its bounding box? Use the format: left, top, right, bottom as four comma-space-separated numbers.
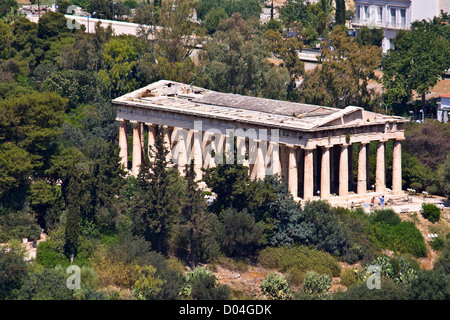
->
352, 0, 450, 52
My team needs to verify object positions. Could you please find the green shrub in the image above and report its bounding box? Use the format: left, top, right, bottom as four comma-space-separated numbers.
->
340, 268, 359, 288
36, 241, 70, 268
431, 237, 445, 251
356, 255, 418, 286
425, 185, 438, 195
99, 233, 120, 246
15, 268, 73, 300
333, 279, 410, 300
261, 272, 292, 300
390, 256, 418, 285
219, 208, 263, 258
0, 246, 28, 300
410, 182, 422, 192
370, 222, 427, 258
302, 271, 332, 300
258, 246, 341, 286
408, 268, 450, 300
181, 266, 231, 300
371, 209, 401, 226
421, 203, 440, 223
433, 241, 450, 273
0, 208, 42, 242
215, 256, 249, 273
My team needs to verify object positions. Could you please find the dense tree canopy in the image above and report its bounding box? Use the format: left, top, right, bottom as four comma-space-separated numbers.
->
298, 26, 382, 110
382, 14, 450, 107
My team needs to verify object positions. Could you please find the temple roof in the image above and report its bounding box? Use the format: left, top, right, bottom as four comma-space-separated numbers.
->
113, 80, 407, 132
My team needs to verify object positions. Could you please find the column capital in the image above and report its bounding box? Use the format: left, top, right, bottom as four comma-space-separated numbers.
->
269, 140, 280, 146
284, 143, 296, 149
303, 144, 316, 150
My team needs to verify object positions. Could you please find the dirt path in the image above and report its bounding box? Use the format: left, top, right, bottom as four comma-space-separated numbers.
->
212, 265, 271, 299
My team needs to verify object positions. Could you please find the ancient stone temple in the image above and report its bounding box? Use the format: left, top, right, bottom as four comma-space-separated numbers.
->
113, 80, 407, 203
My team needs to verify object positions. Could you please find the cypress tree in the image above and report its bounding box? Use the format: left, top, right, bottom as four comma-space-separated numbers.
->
181, 160, 211, 268
335, 0, 346, 25
133, 125, 184, 254
64, 167, 83, 260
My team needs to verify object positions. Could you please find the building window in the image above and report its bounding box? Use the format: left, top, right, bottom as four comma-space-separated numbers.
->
377, 6, 383, 25
390, 8, 396, 26
356, 5, 360, 19
364, 6, 370, 20
400, 9, 406, 27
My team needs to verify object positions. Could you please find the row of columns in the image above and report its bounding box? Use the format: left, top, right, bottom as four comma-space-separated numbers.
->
118, 120, 403, 199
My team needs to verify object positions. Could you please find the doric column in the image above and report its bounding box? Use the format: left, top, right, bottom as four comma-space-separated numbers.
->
119, 120, 128, 170
339, 144, 349, 198
244, 138, 250, 169
320, 146, 331, 200
330, 147, 336, 194
303, 147, 314, 200
202, 131, 214, 169
375, 141, 386, 193
140, 122, 145, 154
214, 134, 226, 166
147, 124, 155, 161
132, 121, 142, 176
288, 145, 298, 198
348, 144, 354, 190
249, 137, 258, 180
173, 128, 188, 175
192, 129, 203, 180
366, 144, 371, 190
357, 143, 367, 195
255, 139, 266, 179
269, 141, 281, 177
236, 136, 245, 165
392, 139, 403, 194
163, 126, 172, 163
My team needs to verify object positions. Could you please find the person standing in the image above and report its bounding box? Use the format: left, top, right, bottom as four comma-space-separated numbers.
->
378, 195, 385, 208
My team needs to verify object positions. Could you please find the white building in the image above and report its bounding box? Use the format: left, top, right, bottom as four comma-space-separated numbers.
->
438, 94, 450, 124
352, 0, 450, 53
